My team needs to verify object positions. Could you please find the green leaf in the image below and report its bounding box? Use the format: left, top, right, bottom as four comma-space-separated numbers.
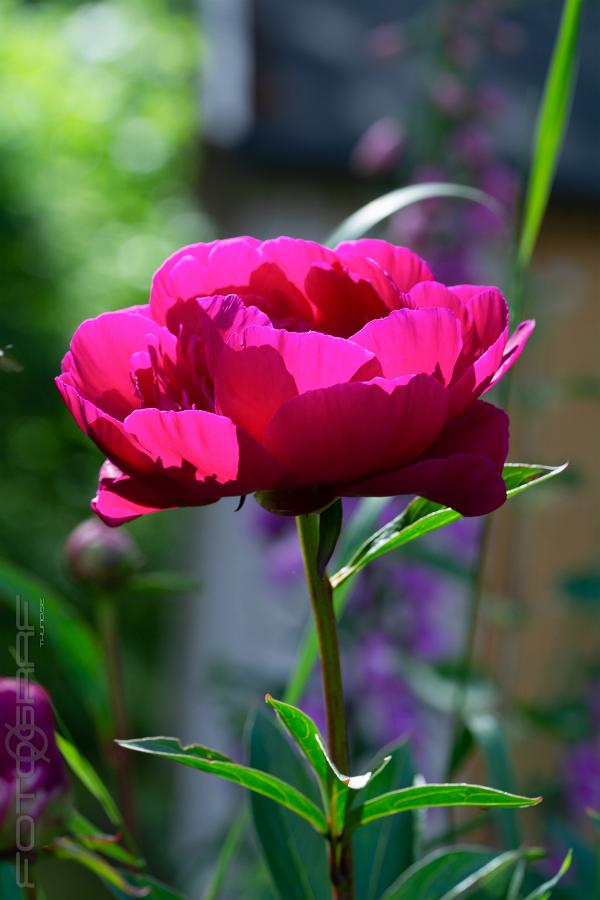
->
381, 846, 543, 900
0, 863, 25, 900
348, 783, 541, 831
249, 710, 330, 900
0, 559, 108, 730
129, 875, 186, 900
67, 810, 142, 866
331, 464, 567, 590
118, 737, 327, 834
326, 183, 502, 246
518, 0, 583, 268
353, 741, 415, 900
57, 733, 122, 828
523, 849, 573, 900
316, 499, 343, 578
50, 838, 148, 897
265, 695, 331, 801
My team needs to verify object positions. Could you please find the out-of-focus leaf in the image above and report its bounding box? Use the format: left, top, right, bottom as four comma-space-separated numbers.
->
523, 849, 573, 899
51, 838, 148, 897
332, 464, 567, 590
518, 0, 583, 267
467, 712, 520, 848
326, 183, 502, 246
129, 876, 186, 900
119, 737, 327, 834
316, 499, 342, 578
381, 846, 543, 900
202, 809, 250, 900
0, 863, 25, 899
248, 710, 330, 900
561, 569, 600, 609
348, 783, 541, 831
128, 572, 200, 594
0, 559, 107, 729
57, 733, 122, 828
353, 742, 415, 900
67, 811, 142, 866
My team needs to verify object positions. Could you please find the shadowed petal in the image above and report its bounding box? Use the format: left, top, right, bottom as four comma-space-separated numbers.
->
262, 374, 448, 485
123, 407, 289, 494
344, 400, 508, 516
215, 327, 379, 439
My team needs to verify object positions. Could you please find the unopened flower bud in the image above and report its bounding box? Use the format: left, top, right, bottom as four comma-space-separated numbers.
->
65, 518, 141, 587
0, 679, 70, 851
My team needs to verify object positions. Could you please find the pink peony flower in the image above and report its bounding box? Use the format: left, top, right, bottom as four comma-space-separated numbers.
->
56, 237, 534, 525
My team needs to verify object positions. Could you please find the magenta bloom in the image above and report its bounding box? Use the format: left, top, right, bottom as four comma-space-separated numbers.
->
56, 237, 533, 525
0, 679, 70, 850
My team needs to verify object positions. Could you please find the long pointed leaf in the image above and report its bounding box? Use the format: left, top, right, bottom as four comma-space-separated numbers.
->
518, 0, 583, 267
332, 464, 567, 590
523, 849, 573, 900
348, 783, 541, 831
118, 737, 327, 834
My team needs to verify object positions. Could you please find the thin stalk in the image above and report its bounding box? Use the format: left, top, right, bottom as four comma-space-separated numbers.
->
296, 514, 354, 900
96, 592, 137, 839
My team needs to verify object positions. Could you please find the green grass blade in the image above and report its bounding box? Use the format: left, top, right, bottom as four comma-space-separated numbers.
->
518, 0, 583, 268
326, 183, 503, 246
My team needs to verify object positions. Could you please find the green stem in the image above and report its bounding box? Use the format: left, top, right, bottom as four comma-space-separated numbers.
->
96, 592, 137, 840
296, 514, 354, 900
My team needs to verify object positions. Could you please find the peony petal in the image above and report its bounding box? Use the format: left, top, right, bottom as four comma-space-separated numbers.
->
92, 463, 181, 526
486, 319, 535, 390
344, 400, 508, 516
262, 374, 448, 485
56, 377, 154, 474
351, 307, 462, 384
62, 310, 167, 419
335, 240, 433, 291
303, 263, 390, 336
123, 407, 288, 494
150, 238, 257, 323
215, 326, 379, 439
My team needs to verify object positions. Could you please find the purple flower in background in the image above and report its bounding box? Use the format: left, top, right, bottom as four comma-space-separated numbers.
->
563, 741, 600, 819
356, 633, 418, 746
351, 117, 405, 177
430, 74, 468, 118
365, 23, 407, 61
0, 679, 70, 851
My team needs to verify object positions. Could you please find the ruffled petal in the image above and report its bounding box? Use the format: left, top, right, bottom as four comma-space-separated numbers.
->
351, 307, 462, 384
215, 326, 379, 440
335, 240, 433, 291
62, 310, 167, 419
150, 238, 256, 323
343, 400, 508, 516
262, 374, 448, 485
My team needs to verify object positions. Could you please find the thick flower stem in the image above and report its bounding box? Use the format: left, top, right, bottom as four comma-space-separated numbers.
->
296, 514, 354, 900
